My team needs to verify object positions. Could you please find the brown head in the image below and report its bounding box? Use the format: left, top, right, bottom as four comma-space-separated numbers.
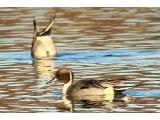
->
55, 67, 74, 84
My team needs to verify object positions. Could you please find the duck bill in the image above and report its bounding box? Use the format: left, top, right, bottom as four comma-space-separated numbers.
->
39, 14, 56, 36
46, 76, 56, 84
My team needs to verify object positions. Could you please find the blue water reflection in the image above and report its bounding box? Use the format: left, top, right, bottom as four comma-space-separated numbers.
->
125, 90, 160, 97
0, 49, 160, 65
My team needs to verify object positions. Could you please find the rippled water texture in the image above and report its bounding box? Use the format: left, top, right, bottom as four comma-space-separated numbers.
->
0, 8, 160, 112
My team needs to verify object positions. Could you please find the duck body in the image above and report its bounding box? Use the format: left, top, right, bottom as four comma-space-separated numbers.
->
67, 79, 114, 96
32, 36, 56, 58
31, 15, 57, 59
66, 79, 128, 101
51, 67, 131, 101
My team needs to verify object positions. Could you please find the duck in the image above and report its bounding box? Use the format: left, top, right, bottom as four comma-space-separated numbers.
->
49, 67, 140, 101
31, 14, 57, 59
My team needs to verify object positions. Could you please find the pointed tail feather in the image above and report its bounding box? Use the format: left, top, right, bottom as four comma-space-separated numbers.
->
39, 13, 56, 36
114, 81, 145, 91
33, 18, 39, 33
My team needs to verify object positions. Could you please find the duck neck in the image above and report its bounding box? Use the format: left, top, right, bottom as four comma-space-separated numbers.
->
62, 71, 73, 95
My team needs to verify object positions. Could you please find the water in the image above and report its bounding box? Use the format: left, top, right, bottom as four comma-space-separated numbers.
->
0, 8, 160, 112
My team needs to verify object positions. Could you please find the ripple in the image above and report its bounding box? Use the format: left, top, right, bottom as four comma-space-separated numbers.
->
125, 90, 160, 97
0, 8, 160, 113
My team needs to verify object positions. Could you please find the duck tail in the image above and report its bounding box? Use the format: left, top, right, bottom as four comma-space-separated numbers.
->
39, 13, 56, 36
131, 81, 145, 88
114, 81, 145, 95
33, 18, 40, 33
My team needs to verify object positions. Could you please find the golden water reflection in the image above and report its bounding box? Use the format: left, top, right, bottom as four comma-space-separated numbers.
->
0, 8, 160, 112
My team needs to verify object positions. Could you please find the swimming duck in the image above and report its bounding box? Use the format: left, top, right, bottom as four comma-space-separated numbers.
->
49, 67, 138, 101
31, 14, 57, 59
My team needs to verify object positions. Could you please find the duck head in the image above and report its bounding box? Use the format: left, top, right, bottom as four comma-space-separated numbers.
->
51, 67, 74, 94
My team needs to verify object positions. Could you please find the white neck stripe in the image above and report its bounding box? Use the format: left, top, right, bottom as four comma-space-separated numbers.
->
62, 70, 73, 95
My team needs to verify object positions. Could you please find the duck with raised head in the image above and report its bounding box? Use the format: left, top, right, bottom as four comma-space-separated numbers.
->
31, 14, 57, 59
49, 67, 140, 101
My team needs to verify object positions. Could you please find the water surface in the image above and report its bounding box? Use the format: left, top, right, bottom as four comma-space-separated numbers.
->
0, 8, 160, 112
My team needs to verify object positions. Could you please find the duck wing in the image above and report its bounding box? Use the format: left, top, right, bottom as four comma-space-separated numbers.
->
79, 79, 105, 89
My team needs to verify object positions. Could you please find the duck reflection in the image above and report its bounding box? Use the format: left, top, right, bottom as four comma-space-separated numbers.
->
56, 96, 74, 112
33, 59, 55, 79
33, 59, 55, 88
61, 92, 129, 112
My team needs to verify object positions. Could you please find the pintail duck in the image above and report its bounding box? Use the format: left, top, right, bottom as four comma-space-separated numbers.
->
31, 14, 57, 59
49, 67, 140, 101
